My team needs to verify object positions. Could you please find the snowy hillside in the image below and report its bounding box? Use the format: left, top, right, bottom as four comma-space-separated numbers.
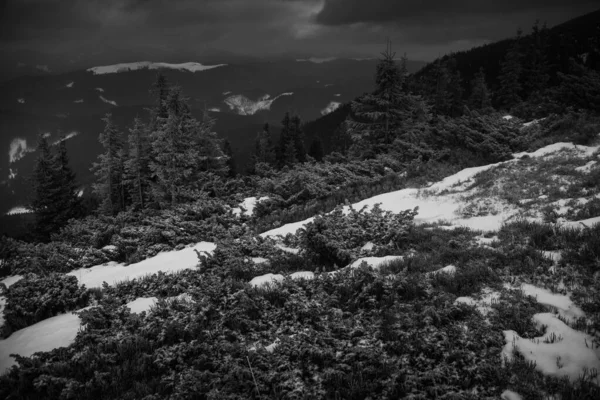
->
224, 93, 294, 115
1, 139, 599, 398
87, 61, 227, 75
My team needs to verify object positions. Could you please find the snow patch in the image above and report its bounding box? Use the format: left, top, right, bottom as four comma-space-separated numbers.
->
17, 98, 24, 104
208, 107, 220, 112
222, 91, 231, 96
232, 196, 270, 217
501, 390, 523, 400
290, 271, 315, 280
1, 275, 23, 289
95, 87, 104, 92
575, 161, 597, 173
519, 283, 585, 323
8, 168, 17, 180
9, 138, 33, 163
455, 288, 502, 317
251, 257, 269, 265
249, 273, 284, 288
5, 206, 32, 216
126, 297, 158, 314
321, 101, 341, 116
502, 313, 600, 384
36, 65, 50, 72
88, 61, 226, 75
52, 131, 79, 145
99, 95, 117, 106
74, 99, 84, 103
67, 242, 216, 288
334, 93, 341, 97
502, 115, 514, 120
224, 93, 293, 116
427, 265, 457, 276
65, 81, 74, 88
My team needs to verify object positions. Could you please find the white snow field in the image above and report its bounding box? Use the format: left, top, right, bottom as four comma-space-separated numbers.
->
261, 142, 600, 238
87, 61, 226, 75
67, 241, 216, 288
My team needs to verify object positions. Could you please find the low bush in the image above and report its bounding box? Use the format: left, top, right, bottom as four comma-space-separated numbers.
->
1, 273, 90, 337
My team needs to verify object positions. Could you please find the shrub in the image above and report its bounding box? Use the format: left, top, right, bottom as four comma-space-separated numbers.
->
298, 204, 418, 268
2, 273, 90, 337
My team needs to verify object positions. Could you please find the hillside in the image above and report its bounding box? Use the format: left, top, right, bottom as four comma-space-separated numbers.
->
1, 130, 599, 398
0, 58, 426, 214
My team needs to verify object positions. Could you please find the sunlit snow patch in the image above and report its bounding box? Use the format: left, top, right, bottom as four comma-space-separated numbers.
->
502, 115, 514, 120
208, 107, 220, 112
9, 138, 33, 163
87, 61, 226, 75
1, 276, 24, 289
74, 99, 84, 103
321, 101, 341, 116
249, 273, 284, 288
99, 95, 117, 106
5, 207, 32, 216
518, 283, 585, 323
224, 93, 293, 116
95, 87, 104, 92
334, 93, 341, 97
66, 81, 74, 88
17, 98, 24, 104
52, 131, 79, 144
501, 390, 523, 400
126, 297, 158, 314
67, 242, 216, 288
575, 160, 597, 173
455, 288, 502, 317
502, 313, 600, 383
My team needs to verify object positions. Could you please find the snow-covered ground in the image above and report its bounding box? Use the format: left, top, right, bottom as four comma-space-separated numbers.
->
87, 61, 226, 75
5, 206, 32, 216
261, 142, 600, 238
67, 241, 216, 288
99, 95, 117, 106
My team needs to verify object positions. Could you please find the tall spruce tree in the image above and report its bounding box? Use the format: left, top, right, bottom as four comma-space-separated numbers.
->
30, 135, 62, 240
253, 123, 276, 168
92, 113, 126, 215
347, 41, 422, 158
308, 137, 324, 161
54, 136, 81, 224
222, 140, 236, 177
124, 117, 151, 209
149, 87, 199, 206
468, 67, 493, 111
290, 114, 306, 163
524, 20, 550, 97
496, 29, 524, 109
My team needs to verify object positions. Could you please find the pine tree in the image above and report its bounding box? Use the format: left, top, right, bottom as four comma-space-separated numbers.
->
524, 21, 550, 97
92, 113, 126, 215
253, 123, 276, 167
124, 117, 151, 209
277, 112, 293, 167
222, 139, 236, 177
347, 41, 423, 158
149, 87, 199, 206
290, 114, 306, 163
29, 135, 61, 241
54, 136, 81, 224
150, 72, 170, 121
496, 29, 524, 110
308, 137, 324, 161
468, 67, 493, 111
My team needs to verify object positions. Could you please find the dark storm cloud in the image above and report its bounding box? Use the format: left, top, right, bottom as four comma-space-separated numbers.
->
315, 0, 599, 26
0, 0, 598, 79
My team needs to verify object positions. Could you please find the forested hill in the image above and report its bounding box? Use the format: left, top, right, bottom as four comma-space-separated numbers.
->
414, 8, 600, 92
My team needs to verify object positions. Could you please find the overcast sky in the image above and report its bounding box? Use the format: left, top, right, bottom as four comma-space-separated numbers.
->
1, 0, 598, 74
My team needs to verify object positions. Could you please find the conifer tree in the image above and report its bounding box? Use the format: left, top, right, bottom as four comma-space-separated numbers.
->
496, 29, 524, 109
290, 114, 306, 163
524, 21, 550, 97
253, 123, 276, 167
92, 113, 126, 215
308, 137, 324, 161
54, 136, 81, 224
195, 109, 229, 181
29, 135, 61, 240
149, 87, 199, 206
124, 117, 151, 209
468, 67, 493, 111
222, 139, 236, 177
347, 41, 422, 158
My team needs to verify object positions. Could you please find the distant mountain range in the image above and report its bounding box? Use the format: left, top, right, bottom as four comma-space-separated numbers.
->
0, 58, 426, 215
